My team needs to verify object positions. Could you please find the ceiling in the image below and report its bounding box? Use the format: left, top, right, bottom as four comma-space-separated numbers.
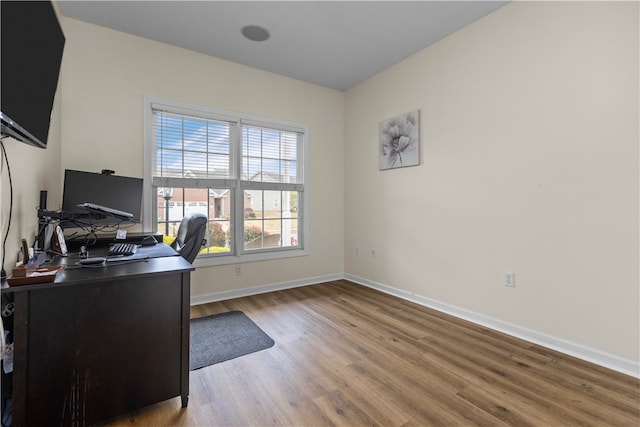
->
59, 1, 508, 92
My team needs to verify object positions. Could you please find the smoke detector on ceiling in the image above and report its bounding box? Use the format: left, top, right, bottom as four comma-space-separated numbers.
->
241, 25, 271, 42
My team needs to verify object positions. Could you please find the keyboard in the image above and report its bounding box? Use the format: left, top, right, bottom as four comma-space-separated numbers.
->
108, 242, 138, 257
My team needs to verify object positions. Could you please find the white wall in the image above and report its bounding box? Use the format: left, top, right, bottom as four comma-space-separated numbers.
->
59, 18, 345, 297
344, 2, 638, 366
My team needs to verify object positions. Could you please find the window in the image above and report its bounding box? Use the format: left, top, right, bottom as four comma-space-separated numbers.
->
144, 98, 308, 265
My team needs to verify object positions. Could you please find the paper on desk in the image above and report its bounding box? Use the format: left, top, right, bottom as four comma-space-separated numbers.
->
29, 268, 59, 277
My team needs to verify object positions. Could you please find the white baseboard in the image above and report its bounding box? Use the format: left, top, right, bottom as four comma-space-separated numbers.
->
344, 273, 640, 379
190, 273, 343, 306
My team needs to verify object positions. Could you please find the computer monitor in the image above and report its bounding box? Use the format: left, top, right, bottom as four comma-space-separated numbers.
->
62, 169, 143, 225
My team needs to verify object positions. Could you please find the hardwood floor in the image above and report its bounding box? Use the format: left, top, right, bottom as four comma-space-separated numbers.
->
104, 280, 639, 426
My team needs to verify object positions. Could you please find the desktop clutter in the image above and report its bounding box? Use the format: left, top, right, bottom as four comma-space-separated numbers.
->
6, 231, 161, 284
77, 236, 157, 266
6, 239, 62, 286
3, 168, 154, 282
3, 168, 206, 288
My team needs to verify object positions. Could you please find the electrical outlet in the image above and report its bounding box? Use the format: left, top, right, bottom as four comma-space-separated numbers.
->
235, 265, 242, 276
504, 271, 515, 287
370, 248, 377, 258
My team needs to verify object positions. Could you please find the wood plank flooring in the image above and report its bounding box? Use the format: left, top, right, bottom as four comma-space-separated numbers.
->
104, 280, 640, 426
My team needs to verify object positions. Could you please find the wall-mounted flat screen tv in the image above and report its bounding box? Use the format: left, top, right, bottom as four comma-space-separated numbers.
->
1, 1, 66, 149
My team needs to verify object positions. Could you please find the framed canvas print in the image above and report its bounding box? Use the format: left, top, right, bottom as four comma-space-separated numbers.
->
379, 110, 420, 170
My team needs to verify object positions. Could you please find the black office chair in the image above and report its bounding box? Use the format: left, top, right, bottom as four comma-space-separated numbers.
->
170, 213, 207, 263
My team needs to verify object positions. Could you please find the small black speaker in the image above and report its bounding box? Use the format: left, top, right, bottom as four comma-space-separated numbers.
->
39, 190, 47, 210
37, 190, 48, 251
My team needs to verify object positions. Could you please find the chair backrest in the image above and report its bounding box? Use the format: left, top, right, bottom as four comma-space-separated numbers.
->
170, 213, 207, 263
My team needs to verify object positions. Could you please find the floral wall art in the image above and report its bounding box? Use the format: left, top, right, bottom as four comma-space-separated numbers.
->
379, 110, 420, 170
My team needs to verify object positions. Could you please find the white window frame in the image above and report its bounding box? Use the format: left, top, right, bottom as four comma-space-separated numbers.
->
143, 97, 309, 267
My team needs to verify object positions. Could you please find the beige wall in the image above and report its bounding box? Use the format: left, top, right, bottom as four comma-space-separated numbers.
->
344, 1, 639, 363
59, 18, 345, 296
0, 85, 63, 275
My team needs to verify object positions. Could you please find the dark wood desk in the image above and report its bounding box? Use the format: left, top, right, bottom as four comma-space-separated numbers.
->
2, 245, 194, 426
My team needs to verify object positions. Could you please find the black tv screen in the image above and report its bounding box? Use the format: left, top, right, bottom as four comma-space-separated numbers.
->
1, 1, 66, 148
62, 170, 144, 224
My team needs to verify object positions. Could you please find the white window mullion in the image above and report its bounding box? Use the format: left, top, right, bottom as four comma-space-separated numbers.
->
152, 176, 237, 189
240, 181, 303, 192
234, 120, 244, 256
181, 116, 185, 178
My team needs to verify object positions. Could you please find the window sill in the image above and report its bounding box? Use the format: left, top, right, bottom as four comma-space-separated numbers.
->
192, 248, 309, 268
